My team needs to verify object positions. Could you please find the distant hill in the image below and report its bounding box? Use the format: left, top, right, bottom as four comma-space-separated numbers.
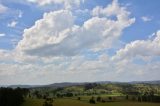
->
6, 80, 160, 88
129, 80, 160, 85
8, 82, 85, 89
8, 85, 40, 88
44, 82, 85, 88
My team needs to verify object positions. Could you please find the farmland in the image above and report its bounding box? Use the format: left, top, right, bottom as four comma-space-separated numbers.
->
22, 98, 160, 106
23, 82, 160, 106
1, 82, 160, 106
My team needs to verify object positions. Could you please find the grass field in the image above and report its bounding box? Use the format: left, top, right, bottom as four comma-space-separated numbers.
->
22, 98, 44, 106
22, 98, 160, 106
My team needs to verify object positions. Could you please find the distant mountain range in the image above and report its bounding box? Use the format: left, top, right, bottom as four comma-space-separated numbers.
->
4, 80, 160, 88
129, 80, 160, 85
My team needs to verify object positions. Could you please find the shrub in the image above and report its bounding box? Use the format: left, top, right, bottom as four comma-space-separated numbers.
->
132, 96, 136, 101
96, 96, 101, 102
77, 97, 81, 100
108, 97, 112, 101
66, 92, 73, 97
138, 96, 142, 102
89, 97, 96, 104
101, 99, 106, 103
126, 95, 129, 100
43, 101, 53, 106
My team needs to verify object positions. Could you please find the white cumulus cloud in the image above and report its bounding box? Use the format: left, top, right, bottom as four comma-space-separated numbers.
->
113, 30, 160, 60
17, 0, 135, 57
2, 0, 159, 85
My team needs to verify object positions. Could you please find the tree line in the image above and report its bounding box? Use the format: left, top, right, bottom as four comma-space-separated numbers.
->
0, 87, 29, 106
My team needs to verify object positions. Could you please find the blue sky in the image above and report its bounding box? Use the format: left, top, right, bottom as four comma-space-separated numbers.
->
0, 0, 160, 50
0, 0, 160, 85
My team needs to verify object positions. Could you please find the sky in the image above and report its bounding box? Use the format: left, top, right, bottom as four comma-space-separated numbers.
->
0, 0, 160, 85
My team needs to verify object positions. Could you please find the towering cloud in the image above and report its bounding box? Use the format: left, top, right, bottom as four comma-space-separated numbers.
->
17, 0, 135, 57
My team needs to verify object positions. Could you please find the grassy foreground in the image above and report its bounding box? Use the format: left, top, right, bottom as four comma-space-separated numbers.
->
22, 98, 44, 106
22, 98, 160, 106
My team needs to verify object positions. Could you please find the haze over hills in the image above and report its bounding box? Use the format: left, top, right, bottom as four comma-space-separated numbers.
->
6, 80, 160, 88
